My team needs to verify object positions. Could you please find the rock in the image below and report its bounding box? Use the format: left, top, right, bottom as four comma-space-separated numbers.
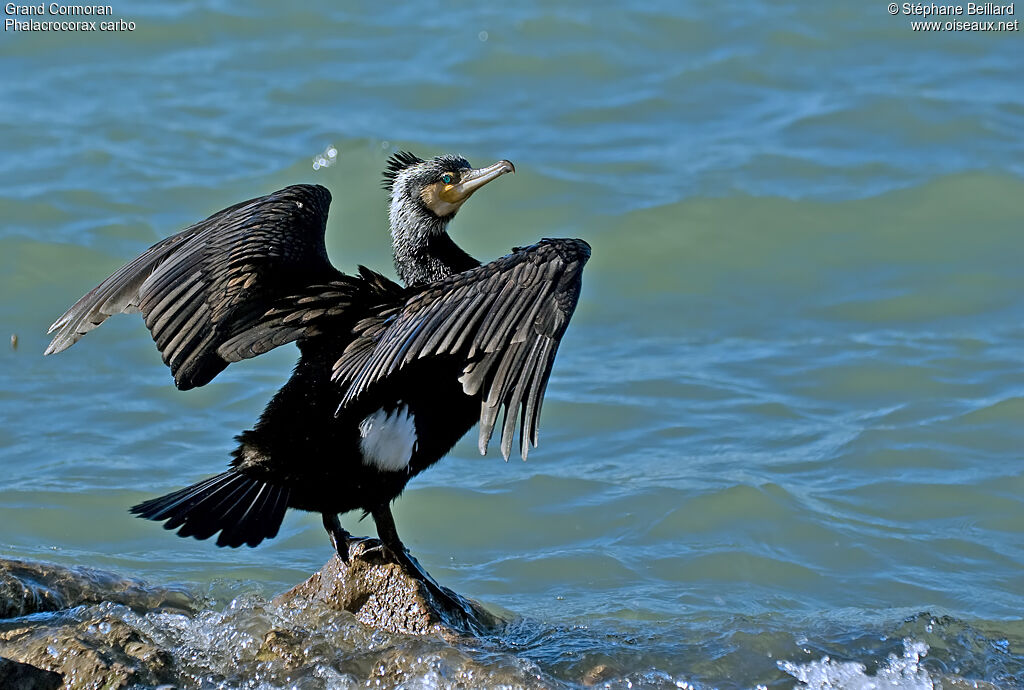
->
0, 550, 510, 688
582, 662, 621, 686
0, 558, 194, 689
255, 628, 306, 669
941, 675, 1000, 690
1, 612, 174, 690
0, 558, 195, 619
276, 539, 505, 638
0, 656, 62, 690
249, 625, 552, 689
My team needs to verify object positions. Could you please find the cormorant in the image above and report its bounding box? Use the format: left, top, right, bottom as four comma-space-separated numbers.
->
45, 152, 590, 576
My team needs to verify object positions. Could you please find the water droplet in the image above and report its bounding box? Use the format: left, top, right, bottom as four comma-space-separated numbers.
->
311, 144, 339, 170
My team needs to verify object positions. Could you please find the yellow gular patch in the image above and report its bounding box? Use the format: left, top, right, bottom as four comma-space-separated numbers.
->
420, 182, 464, 217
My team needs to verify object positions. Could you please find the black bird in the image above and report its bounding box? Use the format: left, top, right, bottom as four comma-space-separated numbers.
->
45, 152, 590, 574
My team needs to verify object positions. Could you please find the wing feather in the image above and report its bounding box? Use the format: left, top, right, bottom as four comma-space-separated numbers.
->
430, 292, 487, 355
332, 238, 590, 460
214, 269, 402, 362
45, 185, 342, 389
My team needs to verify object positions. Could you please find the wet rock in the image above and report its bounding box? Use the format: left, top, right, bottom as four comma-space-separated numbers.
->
355, 640, 552, 689
241, 621, 555, 689
276, 539, 505, 638
0, 656, 62, 690
255, 628, 305, 669
941, 675, 1000, 690
582, 662, 621, 686
0, 558, 192, 689
1, 611, 174, 689
0, 551, 511, 688
0, 558, 195, 619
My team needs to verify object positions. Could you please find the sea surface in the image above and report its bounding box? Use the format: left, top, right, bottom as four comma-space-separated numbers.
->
2, 2, 1023, 688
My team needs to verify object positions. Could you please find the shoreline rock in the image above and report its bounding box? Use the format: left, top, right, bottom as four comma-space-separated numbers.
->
0, 558, 195, 619
0, 558, 194, 689
276, 539, 505, 639
0, 548, 505, 688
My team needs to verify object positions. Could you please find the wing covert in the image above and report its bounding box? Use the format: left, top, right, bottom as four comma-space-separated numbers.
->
331, 238, 590, 460
215, 267, 404, 362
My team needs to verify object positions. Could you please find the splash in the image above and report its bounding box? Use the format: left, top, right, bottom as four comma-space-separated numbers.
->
779, 638, 933, 690
312, 145, 338, 171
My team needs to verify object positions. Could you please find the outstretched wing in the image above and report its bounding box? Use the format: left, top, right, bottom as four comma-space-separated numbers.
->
45, 184, 340, 389
332, 238, 591, 460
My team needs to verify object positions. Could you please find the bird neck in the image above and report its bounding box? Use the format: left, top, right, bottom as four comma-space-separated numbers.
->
389, 204, 480, 286
393, 231, 480, 286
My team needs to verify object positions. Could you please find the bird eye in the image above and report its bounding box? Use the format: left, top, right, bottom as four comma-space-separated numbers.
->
441, 174, 454, 185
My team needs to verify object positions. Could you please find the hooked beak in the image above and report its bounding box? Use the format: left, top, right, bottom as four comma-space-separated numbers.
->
440, 160, 515, 204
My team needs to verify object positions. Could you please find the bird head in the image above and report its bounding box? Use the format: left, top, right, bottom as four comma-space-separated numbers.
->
382, 152, 515, 227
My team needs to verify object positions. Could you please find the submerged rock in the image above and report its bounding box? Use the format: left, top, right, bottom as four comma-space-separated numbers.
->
277, 538, 505, 638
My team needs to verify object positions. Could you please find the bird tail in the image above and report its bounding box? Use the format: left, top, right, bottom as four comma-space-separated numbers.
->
130, 470, 290, 548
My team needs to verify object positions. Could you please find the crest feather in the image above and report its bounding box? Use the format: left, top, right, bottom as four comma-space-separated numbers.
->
382, 151, 425, 192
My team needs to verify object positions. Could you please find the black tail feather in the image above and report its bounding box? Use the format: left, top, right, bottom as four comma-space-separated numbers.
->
130, 470, 290, 548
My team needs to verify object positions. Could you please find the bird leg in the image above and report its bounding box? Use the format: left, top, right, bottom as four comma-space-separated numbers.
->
323, 513, 353, 563
370, 505, 470, 613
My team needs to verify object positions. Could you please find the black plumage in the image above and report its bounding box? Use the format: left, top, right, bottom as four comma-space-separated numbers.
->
45, 152, 589, 571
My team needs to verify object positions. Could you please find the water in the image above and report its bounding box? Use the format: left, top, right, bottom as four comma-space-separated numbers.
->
2, 1, 1023, 687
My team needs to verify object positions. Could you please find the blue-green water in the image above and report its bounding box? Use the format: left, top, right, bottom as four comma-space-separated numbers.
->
2, 2, 1023, 687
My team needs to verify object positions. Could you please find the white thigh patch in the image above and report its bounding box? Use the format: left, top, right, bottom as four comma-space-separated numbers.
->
358, 404, 417, 472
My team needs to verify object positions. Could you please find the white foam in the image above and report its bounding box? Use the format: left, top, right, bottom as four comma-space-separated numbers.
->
779, 638, 934, 690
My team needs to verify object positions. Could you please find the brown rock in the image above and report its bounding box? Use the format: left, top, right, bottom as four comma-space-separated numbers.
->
255, 628, 305, 669
582, 662, 621, 686
0, 558, 193, 689
0, 612, 173, 689
0, 549, 510, 688
275, 539, 504, 638
0, 558, 195, 619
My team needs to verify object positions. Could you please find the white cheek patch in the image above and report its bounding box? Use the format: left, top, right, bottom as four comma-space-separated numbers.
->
358, 404, 418, 472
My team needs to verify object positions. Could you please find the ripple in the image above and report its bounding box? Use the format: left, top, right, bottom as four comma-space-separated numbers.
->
3, 2, 1024, 686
